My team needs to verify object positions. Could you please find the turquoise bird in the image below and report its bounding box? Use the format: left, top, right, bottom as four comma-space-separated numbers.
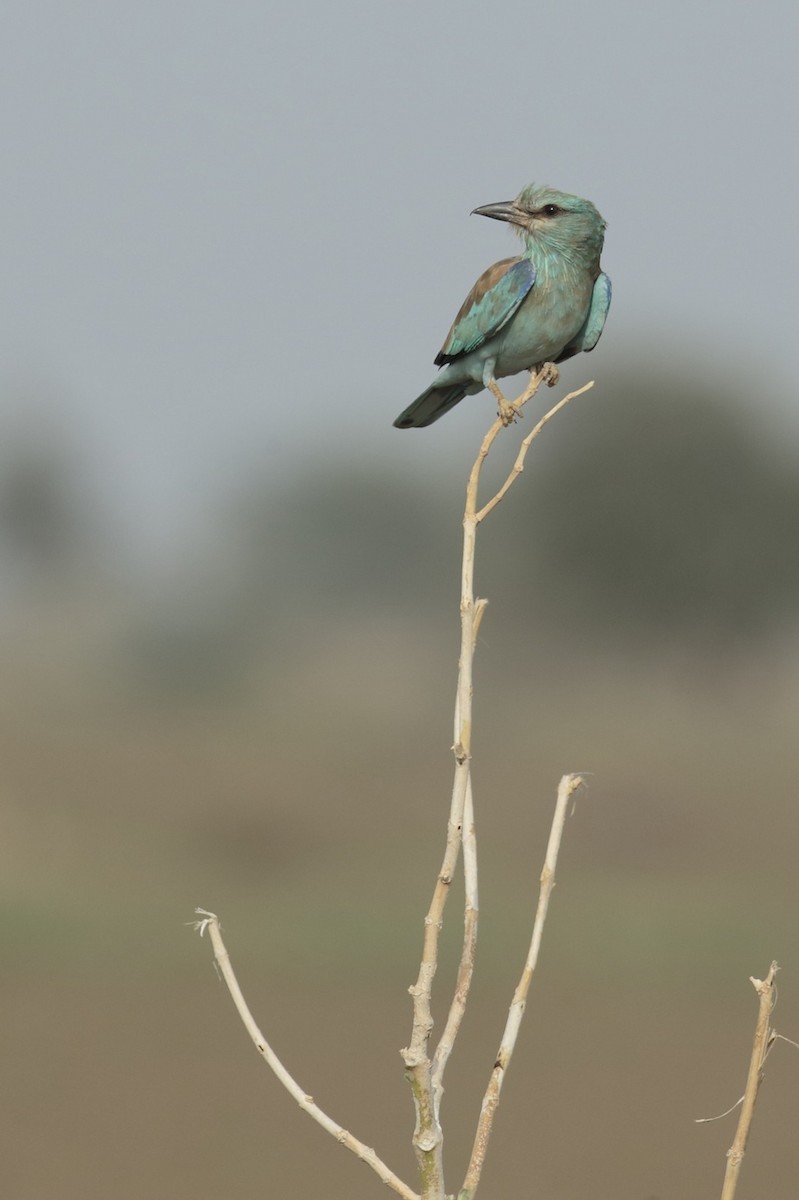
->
393, 184, 611, 429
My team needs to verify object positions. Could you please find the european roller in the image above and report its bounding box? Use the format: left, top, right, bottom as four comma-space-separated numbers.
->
393, 184, 611, 429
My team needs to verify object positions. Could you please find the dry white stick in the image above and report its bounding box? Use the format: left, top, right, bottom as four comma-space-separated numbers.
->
719, 962, 779, 1200
405, 371, 596, 1200
401, 466, 481, 1197
461, 773, 585, 1200
431, 773, 479, 1105
430, 590, 485, 1108
432, 375, 594, 1095
476, 381, 594, 524
193, 910, 419, 1200
403, 370, 552, 1197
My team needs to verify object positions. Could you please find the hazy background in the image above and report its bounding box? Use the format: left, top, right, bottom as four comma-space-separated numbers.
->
2, 2, 799, 1197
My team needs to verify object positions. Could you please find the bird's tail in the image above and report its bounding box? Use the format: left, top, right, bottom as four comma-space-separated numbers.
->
393, 382, 468, 429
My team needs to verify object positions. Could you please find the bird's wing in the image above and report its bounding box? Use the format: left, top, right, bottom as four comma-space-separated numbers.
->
580, 272, 612, 352
434, 257, 536, 366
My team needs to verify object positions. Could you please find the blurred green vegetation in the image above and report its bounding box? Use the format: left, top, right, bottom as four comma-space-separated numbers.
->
2, 361, 798, 696
151, 362, 799, 691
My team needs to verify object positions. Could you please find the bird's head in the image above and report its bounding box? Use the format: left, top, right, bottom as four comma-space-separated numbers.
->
472, 184, 606, 268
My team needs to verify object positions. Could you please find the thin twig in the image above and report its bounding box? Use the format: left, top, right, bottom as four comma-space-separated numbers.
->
719, 962, 779, 1200
430, 593, 484, 1103
192, 910, 419, 1200
476, 381, 594, 524
431, 775, 479, 1100
460, 773, 585, 1200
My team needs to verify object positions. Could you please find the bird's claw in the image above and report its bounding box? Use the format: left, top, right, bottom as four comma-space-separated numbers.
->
498, 399, 521, 426
538, 362, 560, 388
487, 379, 519, 425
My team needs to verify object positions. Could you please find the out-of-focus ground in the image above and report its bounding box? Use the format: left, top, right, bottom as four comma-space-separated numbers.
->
2, 368, 799, 1199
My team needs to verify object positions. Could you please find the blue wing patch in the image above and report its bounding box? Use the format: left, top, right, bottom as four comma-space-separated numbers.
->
435, 257, 536, 365
580, 272, 612, 352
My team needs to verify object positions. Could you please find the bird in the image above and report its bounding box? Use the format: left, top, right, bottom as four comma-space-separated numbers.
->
393, 184, 611, 429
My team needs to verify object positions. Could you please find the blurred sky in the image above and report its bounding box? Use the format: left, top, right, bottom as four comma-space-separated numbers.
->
1, 0, 798, 564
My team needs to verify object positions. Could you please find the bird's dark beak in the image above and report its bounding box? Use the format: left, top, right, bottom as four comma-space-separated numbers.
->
471, 200, 525, 228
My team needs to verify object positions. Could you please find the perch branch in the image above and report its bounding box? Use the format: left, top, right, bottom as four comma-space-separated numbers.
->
193, 910, 419, 1200
432, 374, 594, 1093
400, 425, 485, 1195
719, 962, 779, 1200
431, 768, 479, 1099
460, 773, 585, 1200
476, 381, 594, 524
195, 366, 598, 1200
404, 370, 596, 1199
402, 369, 550, 1192
430, 589, 484, 1099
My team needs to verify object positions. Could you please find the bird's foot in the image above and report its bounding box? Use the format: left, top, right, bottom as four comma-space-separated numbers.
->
487, 379, 519, 426
537, 361, 560, 388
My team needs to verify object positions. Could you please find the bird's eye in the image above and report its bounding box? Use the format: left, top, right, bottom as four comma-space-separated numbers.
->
541, 204, 560, 217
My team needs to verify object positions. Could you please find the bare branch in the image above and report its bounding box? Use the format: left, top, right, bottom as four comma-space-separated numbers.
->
401, 451, 481, 1194
476, 381, 594, 524
404, 370, 594, 1200
431, 591, 484, 1097
431, 775, 478, 1097
192, 910, 419, 1200
719, 962, 779, 1200
460, 773, 585, 1200
402, 371, 554, 1193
